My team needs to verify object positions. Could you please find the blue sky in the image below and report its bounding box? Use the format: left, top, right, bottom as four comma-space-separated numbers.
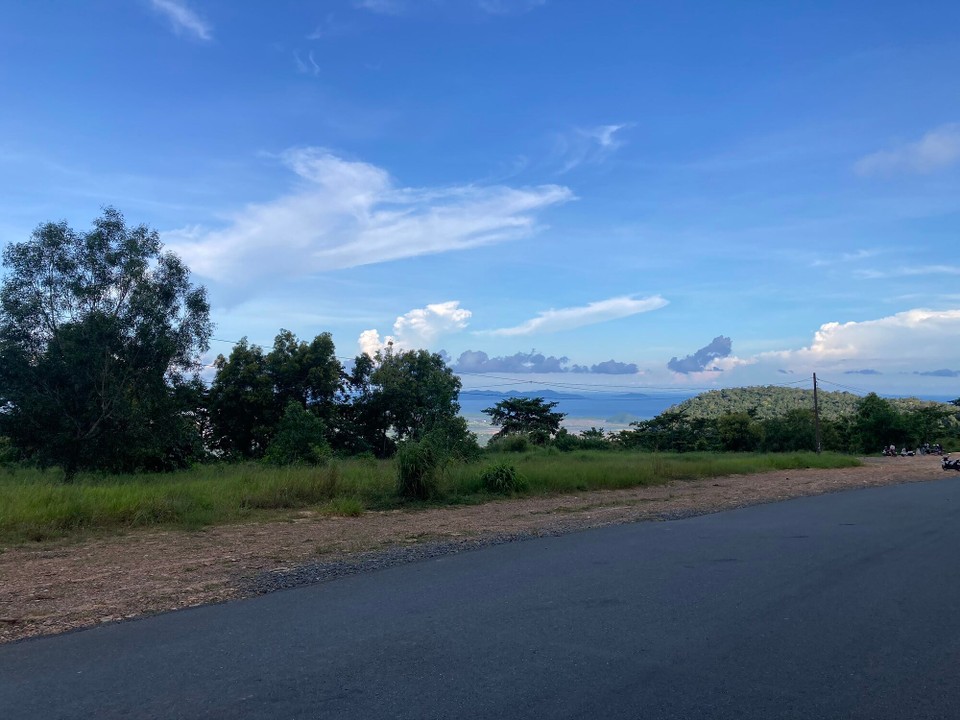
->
2, 0, 959, 396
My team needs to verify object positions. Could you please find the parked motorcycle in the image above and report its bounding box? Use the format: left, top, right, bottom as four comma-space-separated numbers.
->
942, 456, 960, 471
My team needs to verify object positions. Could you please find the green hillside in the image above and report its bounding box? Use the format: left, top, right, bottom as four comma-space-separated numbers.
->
668, 386, 951, 422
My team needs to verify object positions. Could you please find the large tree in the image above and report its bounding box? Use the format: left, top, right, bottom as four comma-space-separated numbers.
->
207, 338, 276, 459
483, 396, 566, 444
0, 208, 212, 477
336, 347, 467, 457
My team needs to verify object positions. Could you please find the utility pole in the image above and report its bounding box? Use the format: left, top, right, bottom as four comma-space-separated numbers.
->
813, 372, 822, 454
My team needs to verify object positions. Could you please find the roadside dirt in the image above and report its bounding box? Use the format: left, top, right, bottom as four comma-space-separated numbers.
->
0, 455, 952, 644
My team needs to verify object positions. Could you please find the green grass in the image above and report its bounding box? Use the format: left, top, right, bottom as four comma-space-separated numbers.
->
0, 451, 859, 544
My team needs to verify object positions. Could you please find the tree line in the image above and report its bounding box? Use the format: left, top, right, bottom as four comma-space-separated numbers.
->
0, 210, 474, 479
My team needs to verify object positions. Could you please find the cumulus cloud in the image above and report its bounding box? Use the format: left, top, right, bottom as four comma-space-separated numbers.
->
760, 309, 960, 368
555, 124, 631, 173
854, 123, 960, 176
165, 148, 572, 283
358, 301, 472, 356
581, 359, 639, 375
485, 295, 667, 337
149, 0, 212, 40
667, 336, 732, 374
454, 350, 568, 374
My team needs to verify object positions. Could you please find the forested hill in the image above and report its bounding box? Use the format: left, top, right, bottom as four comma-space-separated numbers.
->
668, 386, 950, 421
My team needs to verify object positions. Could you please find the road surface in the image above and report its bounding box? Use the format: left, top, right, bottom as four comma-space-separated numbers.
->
3, 476, 960, 719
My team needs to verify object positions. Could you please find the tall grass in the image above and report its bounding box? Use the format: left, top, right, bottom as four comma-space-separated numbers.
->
0, 451, 859, 543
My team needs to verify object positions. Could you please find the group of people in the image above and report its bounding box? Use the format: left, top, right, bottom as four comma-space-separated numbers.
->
882, 443, 944, 457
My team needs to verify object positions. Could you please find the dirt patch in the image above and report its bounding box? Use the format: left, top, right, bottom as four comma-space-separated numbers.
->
0, 455, 952, 644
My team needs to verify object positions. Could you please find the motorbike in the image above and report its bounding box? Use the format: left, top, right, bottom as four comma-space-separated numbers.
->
942, 456, 960, 471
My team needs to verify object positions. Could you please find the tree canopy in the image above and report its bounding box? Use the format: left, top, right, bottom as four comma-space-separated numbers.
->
483, 397, 566, 443
0, 208, 212, 477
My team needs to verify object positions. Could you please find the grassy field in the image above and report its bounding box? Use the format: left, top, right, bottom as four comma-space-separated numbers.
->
0, 451, 860, 544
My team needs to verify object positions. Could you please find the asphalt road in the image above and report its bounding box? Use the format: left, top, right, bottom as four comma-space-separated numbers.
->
3, 477, 960, 719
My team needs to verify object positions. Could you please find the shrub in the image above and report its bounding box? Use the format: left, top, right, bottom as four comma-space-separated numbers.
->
487, 434, 531, 453
395, 439, 440, 500
552, 428, 580, 452
0, 436, 18, 467
263, 402, 331, 466
322, 496, 364, 517
479, 463, 526, 494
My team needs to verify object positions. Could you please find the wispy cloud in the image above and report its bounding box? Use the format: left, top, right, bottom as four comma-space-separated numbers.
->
165, 148, 573, 283
359, 301, 472, 356
855, 123, 960, 177
853, 265, 960, 280
811, 248, 884, 267
554, 124, 630, 173
484, 295, 668, 336
294, 51, 321, 76
149, 0, 212, 41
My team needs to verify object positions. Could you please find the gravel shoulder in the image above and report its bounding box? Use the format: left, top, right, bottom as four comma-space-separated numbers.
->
0, 455, 951, 644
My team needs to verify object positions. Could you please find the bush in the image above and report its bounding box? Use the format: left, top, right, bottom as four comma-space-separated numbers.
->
552, 428, 580, 452
487, 434, 531, 453
0, 436, 18, 467
479, 463, 526, 494
395, 439, 440, 500
263, 402, 331, 466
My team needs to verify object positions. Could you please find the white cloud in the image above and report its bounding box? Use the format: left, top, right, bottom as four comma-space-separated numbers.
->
765, 309, 960, 367
358, 329, 386, 357
853, 265, 960, 280
555, 124, 630, 173
855, 123, 960, 176
358, 300, 472, 356
149, 0, 212, 41
165, 148, 573, 283
485, 295, 668, 337
293, 51, 321, 76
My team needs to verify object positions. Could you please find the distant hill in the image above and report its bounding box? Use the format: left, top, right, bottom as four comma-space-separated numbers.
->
667, 386, 952, 421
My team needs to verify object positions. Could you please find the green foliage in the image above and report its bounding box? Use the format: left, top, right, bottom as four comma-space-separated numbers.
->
263, 402, 331, 466
0, 436, 18, 467
478, 463, 526, 494
208, 339, 277, 459
483, 397, 566, 443
395, 439, 441, 500
0, 452, 861, 544
486, 434, 532, 453
266, 329, 341, 423
717, 413, 762, 451
578, 427, 612, 450
672, 385, 949, 422
552, 428, 580, 452
337, 347, 463, 458
851, 393, 906, 452
371, 347, 463, 442
0, 208, 212, 479
320, 496, 365, 517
